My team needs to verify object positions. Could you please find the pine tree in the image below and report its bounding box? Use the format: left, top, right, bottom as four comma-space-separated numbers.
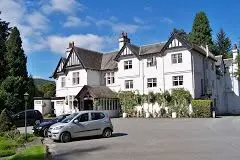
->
0, 108, 15, 132
171, 28, 189, 39
0, 13, 10, 83
214, 28, 231, 58
6, 27, 28, 78
189, 11, 213, 47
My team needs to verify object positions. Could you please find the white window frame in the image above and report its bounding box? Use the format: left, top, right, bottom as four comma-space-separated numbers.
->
105, 72, 115, 85
147, 78, 157, 88
72, 72, 80, 85
171, 53, 182, 64
124, 60, 132, 70
147, 57, 156, 67
125, 80, 133, 89
61, 77, 66, 88
172, 76, 183, 86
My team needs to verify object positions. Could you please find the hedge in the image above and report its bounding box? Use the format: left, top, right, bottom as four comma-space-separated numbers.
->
191, 100, 212, 118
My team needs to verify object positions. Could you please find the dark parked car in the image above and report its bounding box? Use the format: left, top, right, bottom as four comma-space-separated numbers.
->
33, 114, 70, 137
12, 109, 43, 127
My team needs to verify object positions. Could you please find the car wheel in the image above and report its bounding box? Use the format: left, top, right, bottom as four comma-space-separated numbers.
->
102, 128, 112, 138
43, 128, 48, 137
60, 132, 71, 143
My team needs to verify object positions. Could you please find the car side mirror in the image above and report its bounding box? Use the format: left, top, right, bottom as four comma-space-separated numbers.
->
73, 119, 79, 123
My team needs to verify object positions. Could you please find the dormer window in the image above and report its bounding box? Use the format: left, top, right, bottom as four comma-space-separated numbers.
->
147, 57, 156, 67
72, 72, 79, 85
124, 60, 132, 70
171, 53, 182, 64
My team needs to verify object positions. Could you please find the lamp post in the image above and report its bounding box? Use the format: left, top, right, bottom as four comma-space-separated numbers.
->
24, 92, 29, 141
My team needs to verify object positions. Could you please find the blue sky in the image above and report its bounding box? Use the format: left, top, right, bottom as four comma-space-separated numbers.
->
0, 0, 239, 79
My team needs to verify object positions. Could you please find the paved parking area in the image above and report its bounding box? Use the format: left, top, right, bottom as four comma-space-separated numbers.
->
44, 117, 240, 160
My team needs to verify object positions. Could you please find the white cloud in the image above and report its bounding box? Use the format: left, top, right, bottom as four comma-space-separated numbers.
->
0, 0, 26, 26
96, 19, 140, 34
144, 6, 152, 12
161, 18, 174, 24
26, 12, 49, 30
63, 16, 90, 28
133, 17, 144, 24
47, 34, 113, 55
41, 0, 84, 15
0, 0, 50, 54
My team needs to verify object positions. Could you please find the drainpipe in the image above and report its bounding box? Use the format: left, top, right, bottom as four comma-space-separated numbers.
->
142, 60, 145, 94
163, 56, 166, 91
191, 53, 195, 98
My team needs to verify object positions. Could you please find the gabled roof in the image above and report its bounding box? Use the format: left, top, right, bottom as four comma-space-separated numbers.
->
139, 43, 165, 55
160, 33, 217, 61
101, 51, 118, 70
76, 85, 117, 98
51, 57, 66, 78
73, 47, 102, 70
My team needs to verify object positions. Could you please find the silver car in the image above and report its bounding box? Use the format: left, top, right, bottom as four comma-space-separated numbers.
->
48, 111, 113, 143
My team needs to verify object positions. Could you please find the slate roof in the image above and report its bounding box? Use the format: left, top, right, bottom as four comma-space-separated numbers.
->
101, 51, 118, 70
139, 43, 165, 55
76, 85, 117, 98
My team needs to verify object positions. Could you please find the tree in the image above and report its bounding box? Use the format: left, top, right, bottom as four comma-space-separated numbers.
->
0, 76, 27, 112
213, 28, 231, 58
0, 13, 10, 83
189, 11, 213, 47
39, 82, 56, 98
5, 27, 28, 79
27, 76, 37, 108
171, 28, 188, 39
0, 108, 15, 132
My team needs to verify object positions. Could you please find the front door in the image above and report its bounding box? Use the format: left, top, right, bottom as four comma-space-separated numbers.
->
84, 100, 93, 110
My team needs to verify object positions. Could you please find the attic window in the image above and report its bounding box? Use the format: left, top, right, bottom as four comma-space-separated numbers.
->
171, 53, 182, 64
147, 57, 157, 67
124, 60, 132, 70
72, 72, 79, 85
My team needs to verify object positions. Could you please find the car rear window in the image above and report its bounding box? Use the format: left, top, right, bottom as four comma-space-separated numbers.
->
91, 112, 105, 120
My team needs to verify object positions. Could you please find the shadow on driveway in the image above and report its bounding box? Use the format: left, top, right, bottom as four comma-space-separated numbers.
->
57, 145, 108, 157
54, 132, 128, 143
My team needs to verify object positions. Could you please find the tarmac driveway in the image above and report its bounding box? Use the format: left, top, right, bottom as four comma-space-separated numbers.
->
44, 117, 240, 160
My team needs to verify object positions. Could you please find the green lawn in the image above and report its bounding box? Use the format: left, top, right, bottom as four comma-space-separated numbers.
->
0, 133, 38, 158
0, 137, 18, 157
8, 145, 46, 160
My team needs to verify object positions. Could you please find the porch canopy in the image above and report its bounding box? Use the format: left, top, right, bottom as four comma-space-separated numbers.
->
75, 85, 117, 99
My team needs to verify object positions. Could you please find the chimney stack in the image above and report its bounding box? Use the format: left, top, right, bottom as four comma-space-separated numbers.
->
66, 41, 74, 58
119, 31, 130, 50
206, 45, 209, 57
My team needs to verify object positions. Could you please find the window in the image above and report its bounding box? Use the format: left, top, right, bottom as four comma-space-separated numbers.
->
172, 76, 183, 86
105, 72, 115, 85
147, 78, 157, 88
147, 57, 156, 67
125, 80, 133, 89
72, 72, 79, 85
61, 77, 66, 87
35, 101, 41, 105
91, 112, 105, 120
124, 60, 132, 70
78, 113, 89, 122
171, 53, 182, 64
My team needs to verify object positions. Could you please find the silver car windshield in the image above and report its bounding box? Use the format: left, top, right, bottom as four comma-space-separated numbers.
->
61, 113, 78, 123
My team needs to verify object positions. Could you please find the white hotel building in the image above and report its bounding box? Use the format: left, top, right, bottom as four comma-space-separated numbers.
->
34, 32, 240, 117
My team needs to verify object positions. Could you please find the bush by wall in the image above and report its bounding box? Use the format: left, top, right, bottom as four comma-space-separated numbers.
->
192, 100, 212, 118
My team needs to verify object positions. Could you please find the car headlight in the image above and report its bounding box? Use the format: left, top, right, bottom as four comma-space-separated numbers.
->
38, 126, 42, 130
53, 126, 64, 130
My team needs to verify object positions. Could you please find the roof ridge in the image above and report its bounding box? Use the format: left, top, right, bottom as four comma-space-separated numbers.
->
74, 46, 103, 55
140, 41, 166, 48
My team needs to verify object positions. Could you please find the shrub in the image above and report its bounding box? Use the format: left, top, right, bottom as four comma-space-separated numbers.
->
192, 100, 212, 118
0, 108, 16, 132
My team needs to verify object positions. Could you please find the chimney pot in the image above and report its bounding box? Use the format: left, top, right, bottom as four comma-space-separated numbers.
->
233, 44, 238, 50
